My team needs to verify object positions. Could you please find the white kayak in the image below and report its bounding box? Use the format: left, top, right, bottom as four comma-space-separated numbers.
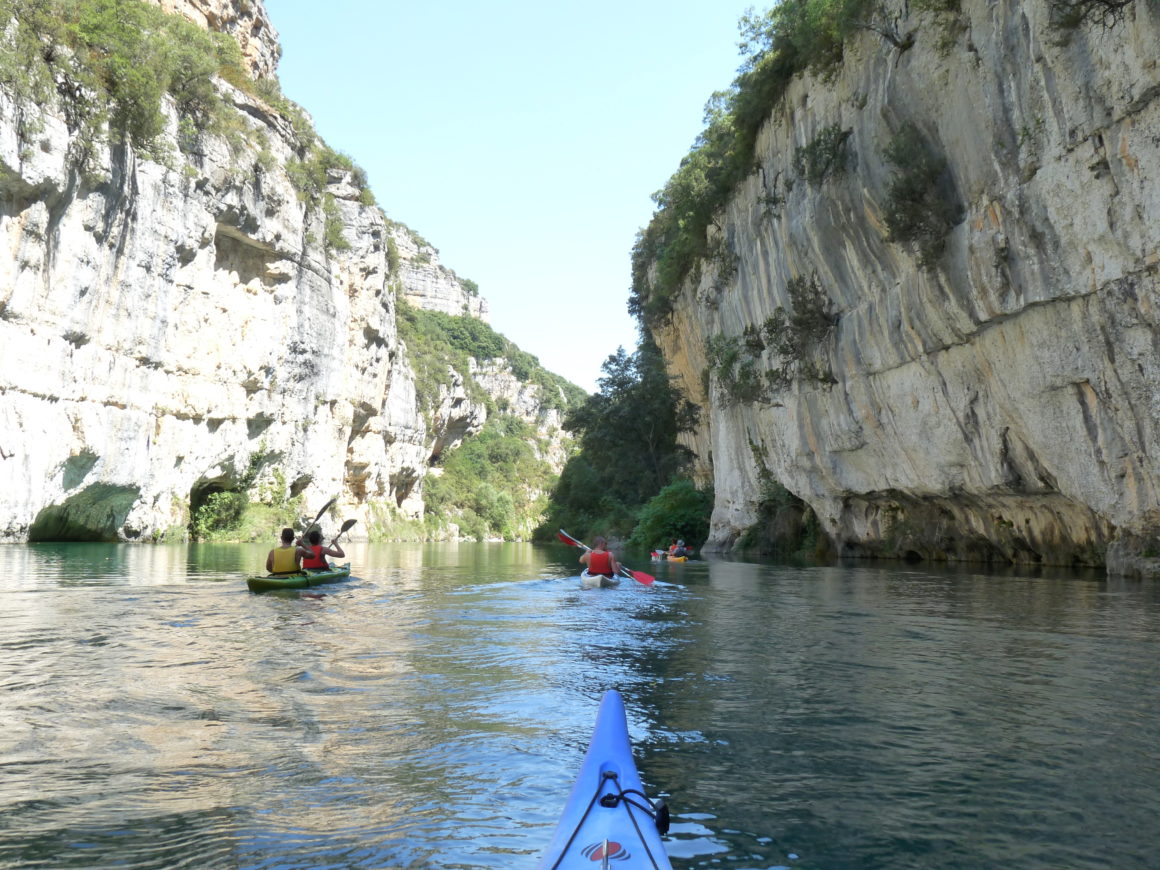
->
581, 569, 620, 588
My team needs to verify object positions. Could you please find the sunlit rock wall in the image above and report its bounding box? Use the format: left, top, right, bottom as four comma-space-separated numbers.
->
396, 230, 489, 321
648, 0, 1160, 574
0, 76, 433, 540
147, 0, 281, 79
0, 0, 575, 543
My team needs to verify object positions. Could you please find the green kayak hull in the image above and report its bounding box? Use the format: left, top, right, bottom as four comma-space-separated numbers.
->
246, 563, 352, 592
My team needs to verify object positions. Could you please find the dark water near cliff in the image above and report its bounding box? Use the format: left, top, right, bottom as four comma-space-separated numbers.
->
1, 542, 1158, 869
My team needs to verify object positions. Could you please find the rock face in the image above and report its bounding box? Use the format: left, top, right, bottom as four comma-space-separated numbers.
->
0, 2, 572, 543
647, 0, 1160, 574
146, 0, 281, 79
395, 230, 489, 321
472, 359, 571, 470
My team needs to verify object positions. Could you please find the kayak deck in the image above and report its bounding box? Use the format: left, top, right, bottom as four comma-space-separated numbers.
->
538, 690, 672, 869
580, 569, 620, 588
246, 563, 352, 592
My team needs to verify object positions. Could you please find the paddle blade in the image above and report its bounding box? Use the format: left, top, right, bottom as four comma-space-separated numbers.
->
310, 497, 337, 528
557, 529, 587, 549
622, 567, 655, 586
332, 518, 357, 544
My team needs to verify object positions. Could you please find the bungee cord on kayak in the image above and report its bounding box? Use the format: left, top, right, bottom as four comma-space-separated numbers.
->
537, 690, 674, 869
546, 768, 670, 870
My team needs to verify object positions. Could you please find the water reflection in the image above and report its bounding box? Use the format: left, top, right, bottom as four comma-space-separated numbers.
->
0, 544, 1158, 868
634, 559, 1160, 869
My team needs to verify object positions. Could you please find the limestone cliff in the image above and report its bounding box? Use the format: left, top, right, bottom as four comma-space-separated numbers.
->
395, 229, 489, 321
0, 0, 575, 543
644, 0, 1160, 575
146, 0, 281, 79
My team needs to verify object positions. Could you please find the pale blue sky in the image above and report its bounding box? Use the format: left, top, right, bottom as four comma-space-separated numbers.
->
267, 1, 758, 392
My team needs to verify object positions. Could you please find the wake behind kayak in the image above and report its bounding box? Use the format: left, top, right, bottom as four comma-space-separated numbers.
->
538, 690, 672, 869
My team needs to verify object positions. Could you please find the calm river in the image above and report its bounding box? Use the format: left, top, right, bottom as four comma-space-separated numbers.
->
1, 542, 1158, 869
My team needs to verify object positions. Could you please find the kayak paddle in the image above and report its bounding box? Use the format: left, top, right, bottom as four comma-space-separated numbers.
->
557, 529, 655, 586
333, 518, 357, 544
304, 497, 337, 533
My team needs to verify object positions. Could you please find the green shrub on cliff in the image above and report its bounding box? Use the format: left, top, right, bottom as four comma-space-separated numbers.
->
706, 332, 767, 405
630, 0, 875, 326
424, 414, 555, 541
286, 146, 372, 204
795, 124, 852, 184
881, 123, 962, 268
1049, 0, 1146, 29
396, 299, 585, 422
762, 272, 837, 386
705, 272, 836, 402
189, 455, 303, 542
0, 0, 246, 153
1, 0, 380, 216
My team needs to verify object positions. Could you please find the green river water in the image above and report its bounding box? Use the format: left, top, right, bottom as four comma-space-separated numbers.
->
1, 542, 1158, 869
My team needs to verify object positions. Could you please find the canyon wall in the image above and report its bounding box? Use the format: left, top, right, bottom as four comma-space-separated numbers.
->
647, 0, 1160, 575
0, 1, 571, 542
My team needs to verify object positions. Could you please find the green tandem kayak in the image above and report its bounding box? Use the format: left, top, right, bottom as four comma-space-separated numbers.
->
246, 563, 352, 592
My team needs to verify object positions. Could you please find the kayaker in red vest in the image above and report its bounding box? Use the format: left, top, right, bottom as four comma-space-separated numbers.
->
579, 536, 620, 578
266, 527, 302, 574
297, 528, 345, 570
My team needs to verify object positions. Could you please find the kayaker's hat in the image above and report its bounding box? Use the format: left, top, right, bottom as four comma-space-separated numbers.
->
677, 540, 684, 546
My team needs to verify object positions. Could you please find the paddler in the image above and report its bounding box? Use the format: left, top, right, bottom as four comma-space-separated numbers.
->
297, 528, 346, 570
579, 536, 620, 579
265, 527, 302, 575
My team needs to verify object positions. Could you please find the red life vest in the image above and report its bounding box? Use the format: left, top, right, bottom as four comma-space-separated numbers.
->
302, 544, 328, 570
588, 550, 613, 576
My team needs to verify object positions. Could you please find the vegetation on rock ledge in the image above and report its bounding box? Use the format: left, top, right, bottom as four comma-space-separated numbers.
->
396, 298, 586, 422
0, 0, 376, 244
538, 336, 710, 548
1, 0, 245, 158
394, 299, 585, 541
424, 414, 556, 542
629, 0, 1146, 323
629, 0, 886, 327
705, 272, 837, 404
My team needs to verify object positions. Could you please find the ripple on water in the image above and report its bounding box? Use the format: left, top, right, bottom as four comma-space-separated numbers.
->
2, 546, 1160, 868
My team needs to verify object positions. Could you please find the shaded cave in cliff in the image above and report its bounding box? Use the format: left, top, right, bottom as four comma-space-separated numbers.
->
737, 482, 831, 560
188, 478, 244, 538
213, 224, 278, 289
839, 491, 1111, 569
28, 484, 141, 542
390, 469, 419, 507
